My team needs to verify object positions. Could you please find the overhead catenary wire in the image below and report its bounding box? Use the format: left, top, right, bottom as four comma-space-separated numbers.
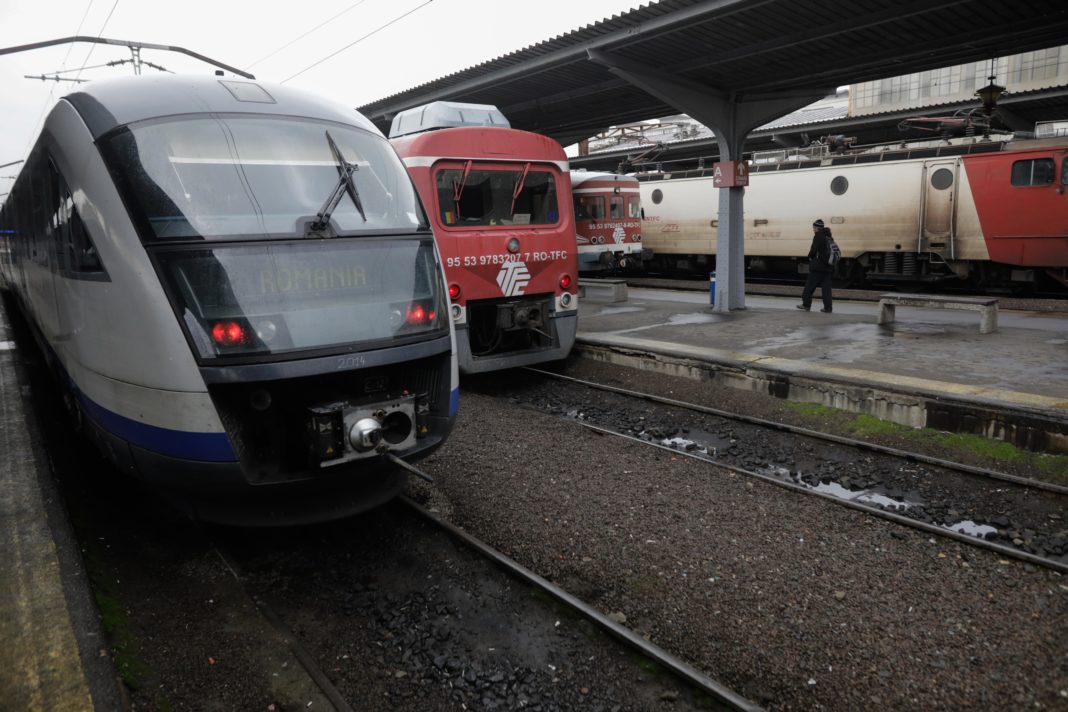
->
20, 0, 97, 158
246, 0, 373, 70
74, 0, 121, 81
282, 0, 434, 84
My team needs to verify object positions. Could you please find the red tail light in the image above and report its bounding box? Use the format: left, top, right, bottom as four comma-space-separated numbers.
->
448, 284, 461, 301
406, 304, 427, 326
405, 304, 438, 326
559, 274, 573, 290
211, 320, 249, 346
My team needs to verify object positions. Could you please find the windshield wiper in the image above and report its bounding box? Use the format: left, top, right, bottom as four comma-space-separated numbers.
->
451, 159, 472, 218
509, 162, 531, 218
310, 130, 366, 233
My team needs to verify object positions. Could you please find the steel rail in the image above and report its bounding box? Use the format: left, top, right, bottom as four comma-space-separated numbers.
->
399, 495, 763, 712
209, 545, 354, 712
524, 367, 1068, 496
566, 420, 1068, 576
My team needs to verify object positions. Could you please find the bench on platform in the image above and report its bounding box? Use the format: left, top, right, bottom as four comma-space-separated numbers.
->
579, 278, 628, 303
878, 293, 999, 334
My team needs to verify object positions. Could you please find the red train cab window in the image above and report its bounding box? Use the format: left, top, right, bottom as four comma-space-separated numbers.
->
575, 196, 605, 221
434, 166, 559, 228
1010, 158, 1055, 186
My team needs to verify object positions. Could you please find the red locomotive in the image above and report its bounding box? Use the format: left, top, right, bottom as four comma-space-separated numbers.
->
390, 103, 578, 373
638, 131, 1068, 291
570, 170, 645, 273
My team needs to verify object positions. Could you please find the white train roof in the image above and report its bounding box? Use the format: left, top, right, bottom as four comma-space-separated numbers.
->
570, 170, 637, 186
388, 101, 510, 139
62, 74, 381, 139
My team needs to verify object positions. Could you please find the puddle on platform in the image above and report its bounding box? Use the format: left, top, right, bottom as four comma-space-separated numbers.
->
667, 312, 719, 326
747, 323, 887, 364
593, 306, 644, 317
607, 311, 721, 336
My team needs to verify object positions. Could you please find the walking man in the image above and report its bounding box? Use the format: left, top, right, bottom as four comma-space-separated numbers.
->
798, 219, 834, 313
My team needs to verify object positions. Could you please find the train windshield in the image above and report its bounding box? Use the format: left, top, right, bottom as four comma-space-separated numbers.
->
155, 237, 446, 360
102, 116, 425, 240
575, 196, 605, 221
434, 166, 559, 227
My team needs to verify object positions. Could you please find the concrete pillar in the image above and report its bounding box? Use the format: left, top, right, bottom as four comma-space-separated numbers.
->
588, 49, 829, 311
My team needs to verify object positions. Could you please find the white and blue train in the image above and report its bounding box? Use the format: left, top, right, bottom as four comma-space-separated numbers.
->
0, 75, 458, 524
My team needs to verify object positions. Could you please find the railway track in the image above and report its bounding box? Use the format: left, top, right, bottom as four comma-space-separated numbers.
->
470, 366, 1068, 575
203, 495, 760, 712
8, 307, 755, 711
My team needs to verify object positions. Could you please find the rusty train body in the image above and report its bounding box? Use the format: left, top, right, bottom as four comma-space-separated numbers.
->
638, 136, 1068, 290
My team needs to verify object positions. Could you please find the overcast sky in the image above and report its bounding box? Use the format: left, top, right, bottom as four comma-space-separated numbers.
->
0, 0, 645, 186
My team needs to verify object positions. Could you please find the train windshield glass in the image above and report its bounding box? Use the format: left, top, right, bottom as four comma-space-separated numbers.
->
154, 237, 446, 360
434, 166, 559, 227
575, 196, 605, 221
102, 116, 424, 240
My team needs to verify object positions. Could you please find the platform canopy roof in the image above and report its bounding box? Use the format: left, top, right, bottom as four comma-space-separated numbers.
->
358, 0, 1068, 146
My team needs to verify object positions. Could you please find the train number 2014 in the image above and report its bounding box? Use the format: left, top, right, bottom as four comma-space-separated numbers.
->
335, 354, 367, 370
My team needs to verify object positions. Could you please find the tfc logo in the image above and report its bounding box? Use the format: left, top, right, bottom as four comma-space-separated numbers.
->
496, 260, 531, 297
612, 226, 626, 244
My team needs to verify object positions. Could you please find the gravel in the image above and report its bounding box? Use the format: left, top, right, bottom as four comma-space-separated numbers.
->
464, 367, 1068, 564
414, 361, 1068, 711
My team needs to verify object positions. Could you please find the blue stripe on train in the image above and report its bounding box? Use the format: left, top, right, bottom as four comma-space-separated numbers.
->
76, 390, 237, 463
450, 387, 459, 417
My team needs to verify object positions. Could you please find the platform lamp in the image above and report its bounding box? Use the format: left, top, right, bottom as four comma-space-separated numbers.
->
976, 75, 1006, 113
975, 74, 1006, 139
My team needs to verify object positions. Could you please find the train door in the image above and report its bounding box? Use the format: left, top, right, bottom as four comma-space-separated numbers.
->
1001, 149, 1067, 239
920, 159, 958, 257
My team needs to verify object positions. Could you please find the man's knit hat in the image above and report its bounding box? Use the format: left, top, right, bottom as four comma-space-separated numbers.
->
812, 219, 825, 228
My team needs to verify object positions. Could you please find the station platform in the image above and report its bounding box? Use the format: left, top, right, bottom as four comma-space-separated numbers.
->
575, 287, 1068, 453
0, 303, 121, 710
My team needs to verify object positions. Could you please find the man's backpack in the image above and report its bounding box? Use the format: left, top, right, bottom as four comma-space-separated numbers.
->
826, 236, 841, 267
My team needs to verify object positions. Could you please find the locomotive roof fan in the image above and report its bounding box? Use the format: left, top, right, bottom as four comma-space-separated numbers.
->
389, 101, 510, 138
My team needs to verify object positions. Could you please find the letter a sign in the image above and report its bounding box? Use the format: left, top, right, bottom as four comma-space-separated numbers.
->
712, 160, 749, 187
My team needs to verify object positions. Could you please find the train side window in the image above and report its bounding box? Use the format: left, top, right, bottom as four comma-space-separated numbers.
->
66, 204, 104, 274
627, 196, 642, 218
48, 161, 106, 276
651, 189, 663, 205
830, 176, 849, 195
1010, 158, 1055, 186
610, 195, 625, 219
1062, 157, 1068, 185
28, 149, 53, 266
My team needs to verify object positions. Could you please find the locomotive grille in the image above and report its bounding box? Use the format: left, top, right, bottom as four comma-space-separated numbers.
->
468, 295, 556, 358
208, 355, 445, 484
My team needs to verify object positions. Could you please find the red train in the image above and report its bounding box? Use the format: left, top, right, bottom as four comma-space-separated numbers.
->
569, 170, 645, 273
637, 133, 1068, 291
389, 103, 578, 373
